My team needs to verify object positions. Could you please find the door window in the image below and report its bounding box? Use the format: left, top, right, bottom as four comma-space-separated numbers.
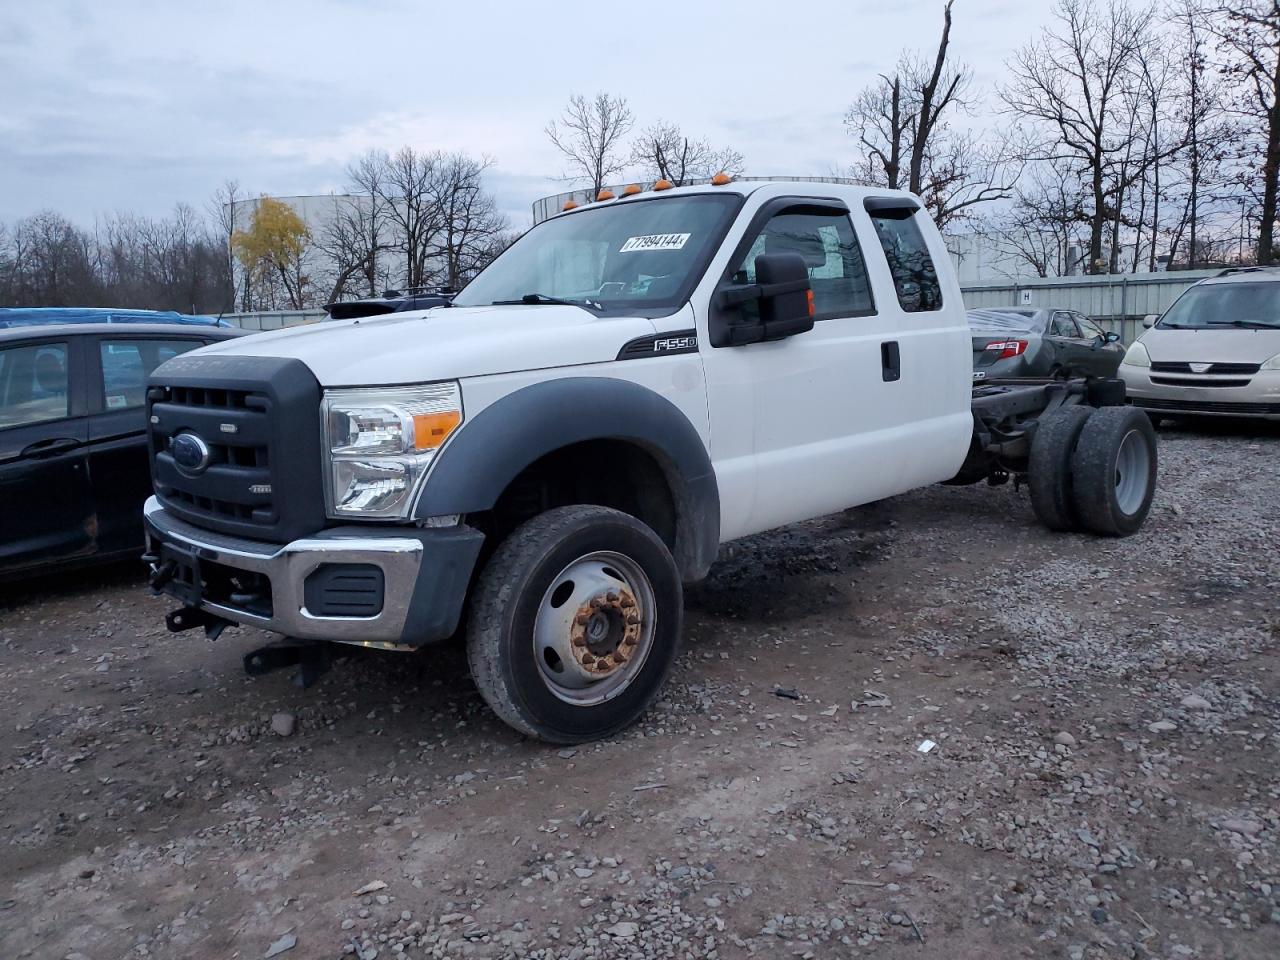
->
867, 210, 943, 312
0, 342, 71, 429
1075, 314, 1105, 339
100, 339, 202, 411
730, 207, 874, 318
1050, 313, 1079, 337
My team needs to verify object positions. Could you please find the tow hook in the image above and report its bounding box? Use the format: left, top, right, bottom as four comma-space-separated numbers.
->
165, 605, 232, 642
148, 559, 177, 591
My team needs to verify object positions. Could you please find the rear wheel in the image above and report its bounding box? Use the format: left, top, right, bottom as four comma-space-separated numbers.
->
465, 505, 683, 743
1027, 406, 1092, 531
1070, 406, 1157, 536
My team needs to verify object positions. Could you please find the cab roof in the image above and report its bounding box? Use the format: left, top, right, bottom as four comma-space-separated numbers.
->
547, 178, 921, 222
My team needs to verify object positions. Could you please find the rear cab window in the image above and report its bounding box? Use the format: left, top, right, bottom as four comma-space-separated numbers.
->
867, 207, 943, 312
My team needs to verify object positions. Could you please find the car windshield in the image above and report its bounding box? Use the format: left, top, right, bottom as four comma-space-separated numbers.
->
453, 194, 741, 315
967, 309, 1045, 333
1159, 281, 1280, 329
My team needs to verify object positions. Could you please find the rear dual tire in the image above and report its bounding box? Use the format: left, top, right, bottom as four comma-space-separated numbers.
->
1028, 405, 1156, 536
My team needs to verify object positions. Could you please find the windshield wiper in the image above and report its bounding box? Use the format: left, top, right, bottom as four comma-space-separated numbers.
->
1204, 319, 1279, 329
491, 292, 602, 311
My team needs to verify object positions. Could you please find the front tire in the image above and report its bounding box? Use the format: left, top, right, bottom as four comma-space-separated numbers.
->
465, 505, 683, 743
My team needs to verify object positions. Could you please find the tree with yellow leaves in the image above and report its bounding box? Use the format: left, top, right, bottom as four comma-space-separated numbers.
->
231, 196, 312, 309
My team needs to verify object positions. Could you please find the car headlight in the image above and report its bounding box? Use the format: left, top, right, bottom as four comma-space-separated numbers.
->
1122, 341, 1151, 368
1263, 352, 1280, 370
322, 382, 462, 519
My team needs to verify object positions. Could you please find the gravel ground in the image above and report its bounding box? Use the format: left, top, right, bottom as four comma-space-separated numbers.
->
1, 420, 1277, 960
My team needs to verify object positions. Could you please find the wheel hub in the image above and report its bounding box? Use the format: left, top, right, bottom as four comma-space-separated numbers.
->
532, 551, 657, 705
570, 588, 641, 675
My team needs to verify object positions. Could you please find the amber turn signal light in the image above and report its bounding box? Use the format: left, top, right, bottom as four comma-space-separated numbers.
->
412, 411, 462, 451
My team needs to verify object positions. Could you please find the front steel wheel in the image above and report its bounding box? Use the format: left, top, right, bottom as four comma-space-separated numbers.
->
466, 505, 683, 743
533, 550, 657, 706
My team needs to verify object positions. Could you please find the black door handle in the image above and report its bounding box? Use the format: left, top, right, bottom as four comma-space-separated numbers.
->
20, 437, 82, 458
881, 341, 901, 382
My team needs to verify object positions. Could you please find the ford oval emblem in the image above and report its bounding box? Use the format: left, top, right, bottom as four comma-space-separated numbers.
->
171, 431, 212, 475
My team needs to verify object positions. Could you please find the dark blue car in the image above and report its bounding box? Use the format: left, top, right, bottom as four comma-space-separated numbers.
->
0, 321, 241, 579
0, 307, 234, 330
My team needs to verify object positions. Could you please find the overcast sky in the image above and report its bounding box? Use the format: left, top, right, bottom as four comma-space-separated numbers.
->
1, 0, 1052, 231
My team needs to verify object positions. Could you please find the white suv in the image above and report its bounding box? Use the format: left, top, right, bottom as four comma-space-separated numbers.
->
1121, 267, 1280, 421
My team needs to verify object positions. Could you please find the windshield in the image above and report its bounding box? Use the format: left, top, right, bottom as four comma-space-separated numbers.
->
453, 194, 742, 314
1159, 281, 1280, 329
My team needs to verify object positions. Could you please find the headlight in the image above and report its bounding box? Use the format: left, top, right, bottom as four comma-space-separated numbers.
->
1122, 341, 1151, 368
322, 383, 462, 519
1263, 352, 1280, 370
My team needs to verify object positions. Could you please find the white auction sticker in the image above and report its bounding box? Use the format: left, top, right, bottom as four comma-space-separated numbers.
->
619, 233, 691, 253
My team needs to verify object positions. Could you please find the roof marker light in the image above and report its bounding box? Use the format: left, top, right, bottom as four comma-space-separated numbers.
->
622, 183, 642, 196
653, 179, 674, 191
597, 189, 615, 201
562, 200, 579, 211
711, 172, 732, 185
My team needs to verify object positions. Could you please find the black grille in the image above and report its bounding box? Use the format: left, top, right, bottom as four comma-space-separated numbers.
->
1150, 361, 1261, 375
147, 354, 326, 543
1150, 376, 1252, 388
1137, 397, 1280, 415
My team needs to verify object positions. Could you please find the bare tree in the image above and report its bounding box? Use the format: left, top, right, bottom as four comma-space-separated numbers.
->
1002, 0, 1158, 272
379, 147, 445, 290
1206, 1, 1280, 264
315, 195, 385, 305
991, 160, 1090, 276
847, 0, 1018, 227
629, 121, 745, 185
430, 153, 510, 290
545, 93, 635, 197
0, 207, 230, 311
345, 152, 393, 296
208, 179, 242, 310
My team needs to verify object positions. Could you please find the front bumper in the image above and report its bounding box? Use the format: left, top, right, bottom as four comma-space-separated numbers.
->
1120, 366, 1280, 419
143, 497, 483, 647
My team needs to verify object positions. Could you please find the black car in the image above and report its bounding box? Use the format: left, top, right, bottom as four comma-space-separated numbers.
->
969, 307, 1125, 381
325, 288, 453, 319
0, 323, 241, 579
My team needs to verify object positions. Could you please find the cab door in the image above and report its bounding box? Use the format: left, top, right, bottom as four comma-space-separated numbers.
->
700, 196, 968, 539
0, 337, 94, 575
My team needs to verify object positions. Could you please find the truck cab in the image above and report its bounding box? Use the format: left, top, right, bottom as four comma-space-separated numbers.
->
143, 178, 1155, 743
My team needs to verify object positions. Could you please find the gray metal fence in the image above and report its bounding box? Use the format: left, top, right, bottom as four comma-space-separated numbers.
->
961, 270, 1216, 343
219, 309, 326, 330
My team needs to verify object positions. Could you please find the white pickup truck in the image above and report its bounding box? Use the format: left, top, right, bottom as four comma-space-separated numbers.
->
142, 178, 1158, 742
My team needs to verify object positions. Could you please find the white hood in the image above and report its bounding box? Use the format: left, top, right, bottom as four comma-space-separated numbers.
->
197, 305, 658, 386
1140, 324, 1280, 364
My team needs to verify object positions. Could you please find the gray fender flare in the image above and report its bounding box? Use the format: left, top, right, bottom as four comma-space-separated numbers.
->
414, 377, 720, 581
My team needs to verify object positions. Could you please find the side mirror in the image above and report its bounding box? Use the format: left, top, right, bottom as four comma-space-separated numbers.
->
1142, 314, 1159, 328
714, 253, 814, 346
1105, 331, 1121, 344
